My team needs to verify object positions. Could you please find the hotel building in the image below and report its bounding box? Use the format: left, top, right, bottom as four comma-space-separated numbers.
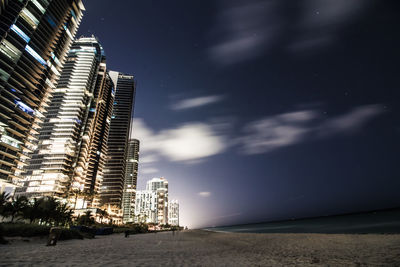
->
100, 72, 135, 212
122, 138, 139, 223
0, 0, 84, 194
16, 37, 114, 209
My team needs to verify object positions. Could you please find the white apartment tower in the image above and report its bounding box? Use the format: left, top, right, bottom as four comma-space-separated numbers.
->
135, 177, 169, 224
168, 200, 179, 226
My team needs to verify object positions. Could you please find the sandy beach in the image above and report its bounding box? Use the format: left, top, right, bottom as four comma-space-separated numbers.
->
1, 230, 400, 266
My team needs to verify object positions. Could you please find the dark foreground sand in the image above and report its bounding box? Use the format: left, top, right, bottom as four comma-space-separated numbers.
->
1, 230, 400, 266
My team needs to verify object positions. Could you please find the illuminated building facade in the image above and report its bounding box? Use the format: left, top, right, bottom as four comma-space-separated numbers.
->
134, 190, 157, 224
16, 37, 114, 208
146, 177, 168, 192
122, 138, 139, 223
168, 199, 179, 226
0, 0, 84, 194
100, 71, 135, 211
135, 177, 169, 224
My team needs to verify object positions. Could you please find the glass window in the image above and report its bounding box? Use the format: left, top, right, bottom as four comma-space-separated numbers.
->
10, 24, 30, 43
25, 45, 47, 66
31, 0, 46, 14
0, 39, 22, 62
20, 8, 39, 29
0, 68, 10, 82
45, 13, 56, 28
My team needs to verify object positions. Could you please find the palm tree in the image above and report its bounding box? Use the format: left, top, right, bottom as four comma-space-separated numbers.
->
40, 197, 59, 225
5, 196, 28, 222
55, 202, 73, 226
0, 192, 10, 219
22, 198, 43, 224
77, 210, 95, 226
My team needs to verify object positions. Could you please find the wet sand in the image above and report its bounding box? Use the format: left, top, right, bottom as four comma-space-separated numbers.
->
1, 230, 400, 266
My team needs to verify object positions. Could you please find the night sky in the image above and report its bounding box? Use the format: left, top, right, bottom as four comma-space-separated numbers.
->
78, 0, 400, 228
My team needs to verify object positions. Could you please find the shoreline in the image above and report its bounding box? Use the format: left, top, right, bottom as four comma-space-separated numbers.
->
2, 230, 400, 266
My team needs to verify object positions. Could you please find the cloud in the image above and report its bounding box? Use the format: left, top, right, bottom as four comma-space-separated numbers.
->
240, 104, 384, 154
171, 95, 224, 110
140, 167, 159, 174
318, 104, 384, 136
209, 0, 371, 65
209, 0, 280, 65
131, 118, 227, 163
241, 110, 317, 154
139, 154, 159, 164
198, 192, 211, 197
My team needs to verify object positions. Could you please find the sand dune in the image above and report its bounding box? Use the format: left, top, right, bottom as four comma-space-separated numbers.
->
1, 230, 400, 266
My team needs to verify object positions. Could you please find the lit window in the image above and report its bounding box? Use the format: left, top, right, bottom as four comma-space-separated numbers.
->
31, 0, 45, 14
15, 100, 35, 115
0, 39, 22, 62
51, 52, 62, 66
0, 68, 10, 82
10, 24, 30, 43
20, 8, 39, 29
63, 24, 73, 39
71, 9, 77, 19
25, 45, 47, 66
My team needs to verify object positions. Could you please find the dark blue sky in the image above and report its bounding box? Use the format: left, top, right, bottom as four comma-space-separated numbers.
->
78, 0, 400, 228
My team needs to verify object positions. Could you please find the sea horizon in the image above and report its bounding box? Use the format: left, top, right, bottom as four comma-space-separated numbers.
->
204, 207, 400, 234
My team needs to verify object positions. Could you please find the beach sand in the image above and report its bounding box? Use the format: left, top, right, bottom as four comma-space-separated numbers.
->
1, 230, 400, 266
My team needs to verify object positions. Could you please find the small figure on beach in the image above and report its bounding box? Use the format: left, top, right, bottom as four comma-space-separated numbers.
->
124, 230, 130, 238
46, 227, 61, 246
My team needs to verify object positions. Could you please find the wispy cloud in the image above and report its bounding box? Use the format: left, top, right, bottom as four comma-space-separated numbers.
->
140, 167, 159, 174
209, 0, 371, 66
139, 155, 160, 164
198, 192, 211, 197
240, 104, 385, 154
171, 95, 224, 110
131, 118, 228, 162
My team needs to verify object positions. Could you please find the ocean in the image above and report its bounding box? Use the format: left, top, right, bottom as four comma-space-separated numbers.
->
204, 208, 400, 234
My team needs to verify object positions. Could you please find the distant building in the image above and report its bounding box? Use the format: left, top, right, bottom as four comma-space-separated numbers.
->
135, 177, 170, 224
156, 187, 168, 225
100, 72, 135, 213
168, 200, 179, 226
0, 0, 84, 194
146, 177, 168, 191
122, 139, 139, 223
134, 190, 157, 223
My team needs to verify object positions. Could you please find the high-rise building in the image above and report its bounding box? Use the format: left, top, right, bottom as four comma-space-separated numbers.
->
134, 189, 157, 223
135, 177, 169, 224
100, 72, 135, 211
16, 37, 114, 209
122, 138, 139, 223
0, 0, 85, 194
168, 199, 179, 226
146, 177, 168, 192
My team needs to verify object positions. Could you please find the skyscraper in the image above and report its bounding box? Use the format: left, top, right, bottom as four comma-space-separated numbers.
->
168, 200, 179, 226
0, 0, 85, 194
100, 72, 135, 212
122, 138, 139, 223
16, 37, 114, 209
